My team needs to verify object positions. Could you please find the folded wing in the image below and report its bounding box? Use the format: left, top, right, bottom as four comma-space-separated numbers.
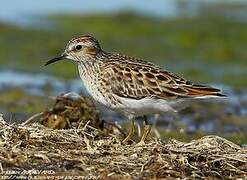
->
101, 55, 225, 100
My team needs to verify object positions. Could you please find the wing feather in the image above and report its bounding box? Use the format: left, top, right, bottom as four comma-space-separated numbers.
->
100, 54, 225, 100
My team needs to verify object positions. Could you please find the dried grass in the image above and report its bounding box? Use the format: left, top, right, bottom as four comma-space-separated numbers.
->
0, 114, 246, 179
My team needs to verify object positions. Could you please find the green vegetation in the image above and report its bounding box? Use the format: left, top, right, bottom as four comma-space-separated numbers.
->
0, 12, 246, 88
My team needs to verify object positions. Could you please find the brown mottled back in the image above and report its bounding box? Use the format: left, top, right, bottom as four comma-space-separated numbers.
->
100, 53, 225, 100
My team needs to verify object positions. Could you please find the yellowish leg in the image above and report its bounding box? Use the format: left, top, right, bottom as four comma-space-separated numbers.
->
122, 119, 135, 144
137, 116, 152, 145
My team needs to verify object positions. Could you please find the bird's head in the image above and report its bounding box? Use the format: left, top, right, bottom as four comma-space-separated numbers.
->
45, 35, 102, 66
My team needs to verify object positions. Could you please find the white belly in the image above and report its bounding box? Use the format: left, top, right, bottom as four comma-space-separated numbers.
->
116, 95, 222, 117
116, 96, 184, 116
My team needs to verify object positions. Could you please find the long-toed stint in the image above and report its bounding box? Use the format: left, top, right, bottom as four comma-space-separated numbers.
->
45, 35, 225, 144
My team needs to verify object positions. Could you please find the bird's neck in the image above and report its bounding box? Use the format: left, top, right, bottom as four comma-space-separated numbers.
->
77, 50, 109, 81
77, 56, 102, 81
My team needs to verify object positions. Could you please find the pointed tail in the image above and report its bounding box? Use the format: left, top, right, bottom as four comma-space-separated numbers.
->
183, 85, 226, 97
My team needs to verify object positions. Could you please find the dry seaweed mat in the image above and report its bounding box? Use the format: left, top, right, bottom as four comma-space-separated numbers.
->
0, 115, 246, 179
21, 93, 126, 139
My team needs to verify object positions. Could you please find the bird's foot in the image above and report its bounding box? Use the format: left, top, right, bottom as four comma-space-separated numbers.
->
140, 124, 152, 142
134, 124, 152, 146
122, 119, 135, 144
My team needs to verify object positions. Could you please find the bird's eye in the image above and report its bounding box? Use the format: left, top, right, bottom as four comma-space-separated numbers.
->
75, 45, 82, 50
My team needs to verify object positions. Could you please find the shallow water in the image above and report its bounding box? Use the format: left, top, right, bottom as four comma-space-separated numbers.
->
0, 70, 82, 96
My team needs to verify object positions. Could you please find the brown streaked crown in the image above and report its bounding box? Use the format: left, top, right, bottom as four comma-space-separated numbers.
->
66, 35, 101, 51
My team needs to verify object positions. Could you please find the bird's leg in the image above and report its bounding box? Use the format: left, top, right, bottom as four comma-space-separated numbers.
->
153, 114, 161, 139
138, 115, 152, 144
122, 118, 135, 144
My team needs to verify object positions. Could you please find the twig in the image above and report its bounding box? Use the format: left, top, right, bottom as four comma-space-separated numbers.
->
22, 112, 44, 126
213, 155, 247, 163
140, 158, 152, 173
0, 162, 3, 173
225, 162, 246, 173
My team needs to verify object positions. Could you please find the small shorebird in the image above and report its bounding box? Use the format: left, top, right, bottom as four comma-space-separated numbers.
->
45, 35, 225, 144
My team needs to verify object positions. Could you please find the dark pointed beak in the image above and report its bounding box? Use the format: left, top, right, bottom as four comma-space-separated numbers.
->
45, 53, 67, 66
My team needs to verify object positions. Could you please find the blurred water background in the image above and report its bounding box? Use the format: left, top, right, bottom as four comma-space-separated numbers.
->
0, 0, 246, 144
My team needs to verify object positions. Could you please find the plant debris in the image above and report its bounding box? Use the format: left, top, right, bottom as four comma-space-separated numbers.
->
23, 93, 101, 129
0, 113, 246, 179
